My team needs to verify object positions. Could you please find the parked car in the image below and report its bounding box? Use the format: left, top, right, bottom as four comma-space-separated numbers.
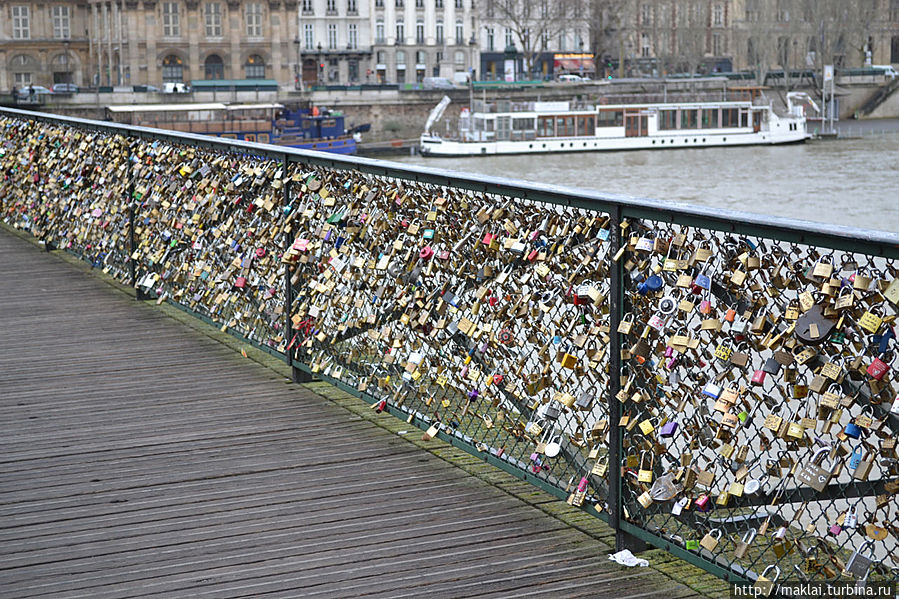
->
558, 74, 589, 82
422, 77, 456, 90
51, 83, 79, 93
17, 85, 53, 97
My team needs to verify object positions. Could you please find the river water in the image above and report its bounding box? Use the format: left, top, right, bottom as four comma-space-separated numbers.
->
393, 119, 899, 234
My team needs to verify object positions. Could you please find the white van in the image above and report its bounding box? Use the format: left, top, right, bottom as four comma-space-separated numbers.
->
162, 82, 191, 93
872, 65, 898, 79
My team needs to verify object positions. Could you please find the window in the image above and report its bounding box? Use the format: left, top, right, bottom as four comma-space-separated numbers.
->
712, 33, 722, 56
597, 109, 623, 127
51, 5, 70, 39
11, 54, 36, 87
436, 21, 445, 44
375, 0, 383, 7
376, 20, 385, 43
347, 0, 357, 12
641, 4, 651, 26
537, 116, 555, 137
713, 4, 723, 26
245, 54, 265, 79
302, 0, 313, 13
680, 109, 698, 129
454, 50, 465, 65
455, 0, 463, 7
701, 109, 718, 129
416, 19, 424, 44
455, 20, 463, 44
326, 0, 336, 13
14, 72, 32, 87
658, 110, 677, 130
396, 0, 404, 7
486, 0, 493, 17
396, 50, 406, 82
304, 23, 314, 49
348, 24, 358, 49
396, 20, 404, 43
162, 2, 180, 36
436, 0, 444, 7
246, 3, 263, 37
205, 54, 224, 79
12, 5, 30, 39
204, 2, 223, 38
416, 50, 426, 65
505, 29, 513, 48
162, 54, 184, 82
328, 23, 338, 49
486, 27, 493, 52
892, 0, 899, 21
416, 0, 424, 7
641, 33, 650, 57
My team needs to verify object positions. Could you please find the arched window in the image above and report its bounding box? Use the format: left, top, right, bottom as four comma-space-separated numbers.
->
204, 54, 224, 79
162, 54, 184, 82
245, 54, 265, 79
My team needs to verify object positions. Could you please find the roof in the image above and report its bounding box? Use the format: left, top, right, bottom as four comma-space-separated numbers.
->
106, 103, 284, 114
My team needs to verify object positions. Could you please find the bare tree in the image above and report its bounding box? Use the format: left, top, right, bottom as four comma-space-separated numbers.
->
672, 0, 710, 76
583, 0, 627, 78
481, 0, 576, 79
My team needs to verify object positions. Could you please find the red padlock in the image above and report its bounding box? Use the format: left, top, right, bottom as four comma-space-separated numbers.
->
234, 276, 246, 288
419, 245, 434, 260
867, 357, 890, 381
751, 369, 767, 386
695, 494, 712, 512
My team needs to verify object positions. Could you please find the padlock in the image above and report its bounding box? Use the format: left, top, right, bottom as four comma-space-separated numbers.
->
844, 540, 875, 579
694, 493, 711, 512
671, 496, 689, 516
637, 451, 654, 483
753, 565, 780, 597
796, 447, 834, 492
702, 382, 722, 399
761, 356, 781, 375
866, 353, 890, 381
849, 445, 864, 470
660, 419, 678, 438
751, 368, 766, 386
699, 528, 722, 551
733, 528, 757, 559
852, 449, 874, 481
858, 307, 884, 333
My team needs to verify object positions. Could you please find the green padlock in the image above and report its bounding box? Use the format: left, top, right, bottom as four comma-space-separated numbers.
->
685, 539, 700, 551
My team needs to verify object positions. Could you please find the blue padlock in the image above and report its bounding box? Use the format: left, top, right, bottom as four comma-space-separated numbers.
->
638, 274, 664, 296
845, 422, 862, 439
849, 445, 863, 470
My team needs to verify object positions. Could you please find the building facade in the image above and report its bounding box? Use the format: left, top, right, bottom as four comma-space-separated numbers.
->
1, 0, 897, 92
368, 0, 478, 85
1, 1, 300, 90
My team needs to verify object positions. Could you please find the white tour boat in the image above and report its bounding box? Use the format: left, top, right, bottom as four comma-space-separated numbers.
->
419, 92, 817, 157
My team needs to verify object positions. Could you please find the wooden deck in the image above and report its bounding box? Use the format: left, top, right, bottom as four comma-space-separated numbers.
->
0, 228, 726, 599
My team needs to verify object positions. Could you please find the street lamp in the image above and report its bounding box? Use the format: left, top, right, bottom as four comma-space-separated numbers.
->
579, 38, 584, 78
317, 42, 323, 85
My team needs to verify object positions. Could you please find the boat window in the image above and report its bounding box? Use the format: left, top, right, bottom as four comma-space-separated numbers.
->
597, 109, 623, 127
245, 134, 256, 142
740, 109, 750, 128
583, 116, 594, 134
722, 108, 739, 127
701, 109, 717, 129
537, 116, 554, 137
257, 133, 270, 144
680, 109, 698, 129
512, 117, 534, 131
659, 110, 677, 130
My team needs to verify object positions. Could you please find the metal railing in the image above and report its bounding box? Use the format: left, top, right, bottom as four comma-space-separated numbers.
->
2, 105, 898, 592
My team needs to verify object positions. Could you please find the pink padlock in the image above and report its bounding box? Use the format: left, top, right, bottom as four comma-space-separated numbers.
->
751, 369, 766, 385
867, 357, 890, 381
829, 523, 842, 536
694, 494, 711, 512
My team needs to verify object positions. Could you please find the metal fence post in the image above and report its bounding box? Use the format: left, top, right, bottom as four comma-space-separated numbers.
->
282, 154, 313, 383
608, 206, 648, 553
